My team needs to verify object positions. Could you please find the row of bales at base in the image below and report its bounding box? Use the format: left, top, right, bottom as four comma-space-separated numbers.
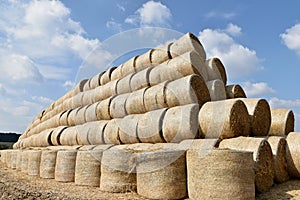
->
1, 32, 299, 200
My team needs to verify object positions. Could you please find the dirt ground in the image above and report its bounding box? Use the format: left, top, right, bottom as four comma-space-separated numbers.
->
1, 162, 300, 200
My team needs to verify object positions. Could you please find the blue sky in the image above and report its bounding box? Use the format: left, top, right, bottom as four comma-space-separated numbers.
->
1, 0, 300, 133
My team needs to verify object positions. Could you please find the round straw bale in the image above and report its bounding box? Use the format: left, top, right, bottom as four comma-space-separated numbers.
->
126, 143, 154, 153
198, 99, 251, 139
21, 150, 29, 174
93, 144, 114, 151
76, 124, 90, 145
78, 145, 96, 151
74, 79, 88, 94
165, 74, 211, 108
46, 145, 82, 150
67, 107, 80, 126
101, 79, 119, 100
40, 150, 58, 179
90, 71, 105, 89
59, 126, 79, 146
285, 132, 300, 178
137, 108, 166, 143
34, 128, 54, 147
269, 108, 294, 136
144, 81, 168, 111
75, 105, 89, 125
92, 85, 105, 103
59, 110, 71, 126
71, 92, 84, 108
150, 143, 179, 151
135, 50, 153, 72
87, 120, 109, 145
219, 137, 274, 193
238, 98, 271, 136
267, 136, 289, 183
205, 57, 227, 84
136, 150, 187, 200
179, 139, 218, 151
55, 150, 78, 182
84, 101, 99, 122
130, 67, 152, 92
126, 88, 147, 115
119, 115, 140, 144
226, 84, 247, 99
83, 78, 91, 91
5, 150, 12, 168
170, 32, 206, 61
103, 119, 122, 145
110, 93, 130, 118
82, 89, 95, 105
110, 65, 122, 81
116, 73, 134, 95
62, 97, 72, 111
95, 97, 113, 121
187, 149, 255, 200
121, 56, 138, 77
150, 43, 171, 65
162, 104, 199, 143
51, 126, 67, 146
16, 150, 23, 171
75, 149, 104, 186
206, 79, 227, 101
100, 145, 137, 193
28, 150, 42, 176
100, 67, 116, 85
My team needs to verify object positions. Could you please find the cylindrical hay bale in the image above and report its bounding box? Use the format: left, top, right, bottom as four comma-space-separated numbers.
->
75, 105, 89, 125
179, 139, 218, 152
75, 149, 104, 186
130, 67, 152, 92
100, 67, 116, 86
116, 74, 133, 95
59, 110, 71, 126
238, 98, 271, 136
170, 32, 206, 61
76, 124, 90, 145
119, 115, 140, 144
87, 120, 109, 145
144, 81, 168, 111
33, 128, 54, 147
138, 108, 166, 143
110, 93, 130, 118
78, 145, 96, 151
74, 79, 88, 94
137, 150, 187, 199
219, 137, 274, 193
82, 89, 95, 105
165, 74, 211, 108
99, 79, 119, 101
83, 78, 91, 91
90, 71, 105, 89
62, 97, 72, 111
150, 43, 171, 65
40, 150, 58, 179
67, 107, 80, 126
51, 126, 68, 146
163, 104, 199, 143
21, 150, 29, 174
198, 99, 251, 139
28, 150, 42, 176
110, 65, 122, 81
11, 150, 19, 169
100, 146, 137, 193
16, 150, 23, 171
135, 50, 153, 72
126, 88, 147, 115
103, 119, 122, 145
187, 149, 255, 200
121, 56, 138, 77
55, 150, 77, 182
267, 136, 289, 183
268, 108, 294, 136
59, 127, 79, 146
205, 57, 227, 85
285, 132, 300, 178
226, 84, 247, 99
85, 102, 99, 122
71, 92, 84, 108
96, 96, 114, 120
206, 79, 227, 101
5, 150, 12, 168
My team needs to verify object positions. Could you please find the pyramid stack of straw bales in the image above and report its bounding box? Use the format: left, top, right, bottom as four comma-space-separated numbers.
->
1, 32, 299, 199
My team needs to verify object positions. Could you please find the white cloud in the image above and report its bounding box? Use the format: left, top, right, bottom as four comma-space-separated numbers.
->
269, 97, 300, 108
106, 19, 122, 32
205, 11, 236, 19
63, 80, 75, 90
0, 83, 6, 95
280, 23, 300, 55
125, 1, 172, 27
31, 96, 53, 104
117, 4, 125, 12
242, 81, 276, 97
199, 24, 263, 78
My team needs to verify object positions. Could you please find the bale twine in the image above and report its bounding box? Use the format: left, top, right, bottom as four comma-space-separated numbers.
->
82, 89, 95, 105
198, 99, 251, 139
165, 74, 211, 108
130, 67, 152, 92
162, 104, 199, 143
121, 56, 138, 77
76, 124, 90, 145
219, 137, 274, 193
206, 79, 227, 101
267, 136, 289, 183
150, 43, 171, 65
74, 105, 89, 125
285, 132, 300, 178
205, 57, 227, 85
126, 88, 147, 115
103, 119, 122, 145
87, 120, 109, 145
59, 110, 71, 126
40, 150, 58, 179
238, 98, 271, 136
137, 108, 166, 143
28, 150, 42, 176
170, 32, 206, 61
51, 126, 68, 146
96, 96, 114, 120
119, 115, 140, 144
84, 101, 99, 122
67, 107, 80, 126
75, 149, 104, 186
100, 67, 116, 85
135, 50, 153, 72
55, 150, 78, 182
136, 149, 187, 200
116, 73, 134, 95
226, 84, 247, 99
90, 71, 106, 89
187, 149, 255, 200
71, 92, 84, 108
100, 145, 137, 193
144, 81, 168, 111
83, 78, 91, 91
111, 65, 122, 81
109, 93, 130, 118
21, 150, 29, 174
59, 126, 79, 146
16, 150, 23, 171
268, 108, 294, 136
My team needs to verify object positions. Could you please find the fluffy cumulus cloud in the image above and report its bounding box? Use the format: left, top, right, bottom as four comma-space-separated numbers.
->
242, 81, 276, 97
280, 23, 300, 55
269, 97, 300, 109
125, 1, 172, 27
199, 24, 263, 79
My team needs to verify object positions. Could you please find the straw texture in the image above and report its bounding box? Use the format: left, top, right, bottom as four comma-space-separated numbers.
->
28, 150, 42, 176
55, 150, 78, 182
286, 132, 300, 178
206, 79, 227, 101
40, 150, 58, 179
269, 108, 294, 136
226, 84, 247, 99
